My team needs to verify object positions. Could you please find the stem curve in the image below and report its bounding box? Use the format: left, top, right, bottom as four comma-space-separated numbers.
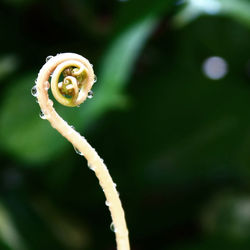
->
34, 53, 130, 250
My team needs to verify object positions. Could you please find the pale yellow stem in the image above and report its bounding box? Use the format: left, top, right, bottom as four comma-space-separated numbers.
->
35, 53, 130, 250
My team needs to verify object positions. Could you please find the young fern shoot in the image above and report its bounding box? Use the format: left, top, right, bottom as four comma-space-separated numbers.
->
33, 53, 130, 250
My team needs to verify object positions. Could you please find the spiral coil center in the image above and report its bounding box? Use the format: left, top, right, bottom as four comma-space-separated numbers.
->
50, 58, 94, 107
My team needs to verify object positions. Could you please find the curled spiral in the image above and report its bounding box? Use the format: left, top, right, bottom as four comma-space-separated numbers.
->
33, 53, 130, 250
36, 53, 95, 108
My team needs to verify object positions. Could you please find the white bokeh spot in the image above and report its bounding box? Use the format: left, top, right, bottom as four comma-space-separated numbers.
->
190, 0, 221, 15
202, 56, 228, 80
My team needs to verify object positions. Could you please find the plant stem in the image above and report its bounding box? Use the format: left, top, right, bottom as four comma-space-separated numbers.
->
35, 53, 130, 250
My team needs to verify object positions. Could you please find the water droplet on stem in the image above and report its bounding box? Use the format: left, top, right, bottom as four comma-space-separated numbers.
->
73, 146, 83, 155
31, 86, 37, 97
39, 111, 46, 119
88, 163, 96, 171
88, 90, 94, 99
110, 222, 116, 232
46, 55, 53, 62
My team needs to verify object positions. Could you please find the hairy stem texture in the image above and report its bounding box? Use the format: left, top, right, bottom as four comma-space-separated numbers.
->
34, 53, 130, 250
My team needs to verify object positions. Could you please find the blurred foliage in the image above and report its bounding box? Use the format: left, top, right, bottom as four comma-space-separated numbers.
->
173, 0, 250, 28
0, 0, 250, 249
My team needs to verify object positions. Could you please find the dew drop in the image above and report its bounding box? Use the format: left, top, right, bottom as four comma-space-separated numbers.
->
110, 222, 116, 232
31, 86, 37, 97
46, 55, 53, 62
73, 146, 83, 155
39, 111, 46, 120
88, 163, 96, 171
88, 90, 94, 99
105, 200, 110, 206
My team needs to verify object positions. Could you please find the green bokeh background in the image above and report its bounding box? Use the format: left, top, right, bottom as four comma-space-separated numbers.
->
1, 0, 250, 249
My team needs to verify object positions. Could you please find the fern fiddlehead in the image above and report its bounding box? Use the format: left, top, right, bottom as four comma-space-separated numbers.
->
33, 53, 130, 250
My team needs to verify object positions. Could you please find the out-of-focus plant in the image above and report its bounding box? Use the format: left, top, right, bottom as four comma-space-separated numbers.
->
173, 0, 250, 28
0, 201, 26, 250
